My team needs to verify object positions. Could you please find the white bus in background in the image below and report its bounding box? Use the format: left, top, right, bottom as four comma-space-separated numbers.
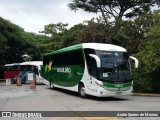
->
42, 43, 139, 97
20, 61, 44, 84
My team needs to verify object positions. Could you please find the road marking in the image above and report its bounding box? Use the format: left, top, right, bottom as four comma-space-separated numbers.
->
83, 117, 120, 120
68, 117, 84, 120
52, 117, 61, 120
52, 117, 120, 120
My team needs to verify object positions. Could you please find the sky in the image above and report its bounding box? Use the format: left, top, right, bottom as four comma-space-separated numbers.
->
0, 0, 100, 34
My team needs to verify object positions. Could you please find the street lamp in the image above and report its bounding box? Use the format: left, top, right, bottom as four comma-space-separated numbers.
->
22, 54, 32, 61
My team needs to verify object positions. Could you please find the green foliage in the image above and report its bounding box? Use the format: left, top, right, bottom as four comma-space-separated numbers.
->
68, 0, 158, 21
60, 24, 85, 47
133, 10, 160, 93
68, 0, 159, 43
0, 34, 8, 62
39, 22, 68, 37
113, 20, 145, 54
79, 18, 112, 43
0, 17, 43, 65
0, 17, 25, 63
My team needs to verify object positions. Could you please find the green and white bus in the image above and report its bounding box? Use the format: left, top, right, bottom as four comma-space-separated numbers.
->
42, 43, 138, 97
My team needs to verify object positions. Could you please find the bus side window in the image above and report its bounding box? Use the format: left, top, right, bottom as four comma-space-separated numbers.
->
53, 50, 84, 67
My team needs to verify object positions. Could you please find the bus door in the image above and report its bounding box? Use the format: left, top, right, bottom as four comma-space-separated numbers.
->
88, 57, 99, 94
84, 49, 98, 94
30, 65, 40, 83
21, 66, 28, 83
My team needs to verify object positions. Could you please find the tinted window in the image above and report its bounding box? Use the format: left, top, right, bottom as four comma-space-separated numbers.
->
44, 50, 84, 67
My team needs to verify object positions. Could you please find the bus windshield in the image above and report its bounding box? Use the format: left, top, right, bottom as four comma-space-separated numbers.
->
97, 51, 132, 83
21, 65, 39, 75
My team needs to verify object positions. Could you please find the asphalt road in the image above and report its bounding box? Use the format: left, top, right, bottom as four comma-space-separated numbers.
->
0, 83, 159, 120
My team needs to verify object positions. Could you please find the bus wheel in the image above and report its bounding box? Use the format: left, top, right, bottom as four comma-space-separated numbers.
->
50, 79, 55, 90
79, 84, 87, 98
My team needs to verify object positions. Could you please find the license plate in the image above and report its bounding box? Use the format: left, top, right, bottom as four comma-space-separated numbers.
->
116, 92, 122, 96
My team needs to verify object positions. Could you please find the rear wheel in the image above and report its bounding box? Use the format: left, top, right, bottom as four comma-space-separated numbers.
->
78, 84, 87, 98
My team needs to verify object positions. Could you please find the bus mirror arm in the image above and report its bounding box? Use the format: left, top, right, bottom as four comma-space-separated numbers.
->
89, 54, 101, 68
129, 56, 139, 68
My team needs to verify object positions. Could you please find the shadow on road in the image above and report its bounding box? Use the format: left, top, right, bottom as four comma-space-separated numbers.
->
48, 87, 129, 101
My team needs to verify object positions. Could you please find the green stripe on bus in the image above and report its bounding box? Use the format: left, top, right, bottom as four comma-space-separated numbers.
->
102, 81, 132, 88
45, 44, 82, 56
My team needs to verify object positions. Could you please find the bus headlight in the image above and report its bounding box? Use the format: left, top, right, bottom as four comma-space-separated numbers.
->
95, 81, 104, 88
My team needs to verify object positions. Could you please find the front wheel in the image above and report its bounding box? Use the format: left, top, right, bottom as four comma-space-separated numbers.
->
78, 84, 87, 98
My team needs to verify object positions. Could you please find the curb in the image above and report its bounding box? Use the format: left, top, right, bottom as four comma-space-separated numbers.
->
132, 93, 160, 97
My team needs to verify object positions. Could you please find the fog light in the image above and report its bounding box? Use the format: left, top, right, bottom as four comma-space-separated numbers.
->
100, 91, 103, 94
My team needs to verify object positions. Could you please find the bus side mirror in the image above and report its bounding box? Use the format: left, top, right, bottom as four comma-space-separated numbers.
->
89, 54, 101, 68
129, 56, 139, 68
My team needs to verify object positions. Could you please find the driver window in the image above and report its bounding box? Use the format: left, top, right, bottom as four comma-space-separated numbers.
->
89, 58, 97, 77
84, 49, 97, 78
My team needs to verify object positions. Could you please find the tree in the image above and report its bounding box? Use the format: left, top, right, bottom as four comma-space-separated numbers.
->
68, 0, 159, 44
0, 34, 8, 64
0, 17, 25, 63
0, 17, 43, 64
34, 34, 52, 57
39, 22, 68, 37
0, 33, 9, 78
133, 10, 160, 93
79, 18, 112, 43
20, 32, 42, 60
112, 11, 154, 54
68, 0, 159, 24
60, 24, 85, 47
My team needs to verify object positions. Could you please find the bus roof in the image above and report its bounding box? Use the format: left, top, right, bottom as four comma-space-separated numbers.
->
82, 43, 126, 51
45, 44, 82, 56
5, 63, 20, 66
44, 43, 127, 56
5, 61, 42, 68
20, 61, 42, 66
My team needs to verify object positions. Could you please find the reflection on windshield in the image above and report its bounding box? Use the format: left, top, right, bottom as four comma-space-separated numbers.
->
97, 51, 132, 82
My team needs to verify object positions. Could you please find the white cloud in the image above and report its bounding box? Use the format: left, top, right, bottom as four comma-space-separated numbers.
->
0, 0, 100, 34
